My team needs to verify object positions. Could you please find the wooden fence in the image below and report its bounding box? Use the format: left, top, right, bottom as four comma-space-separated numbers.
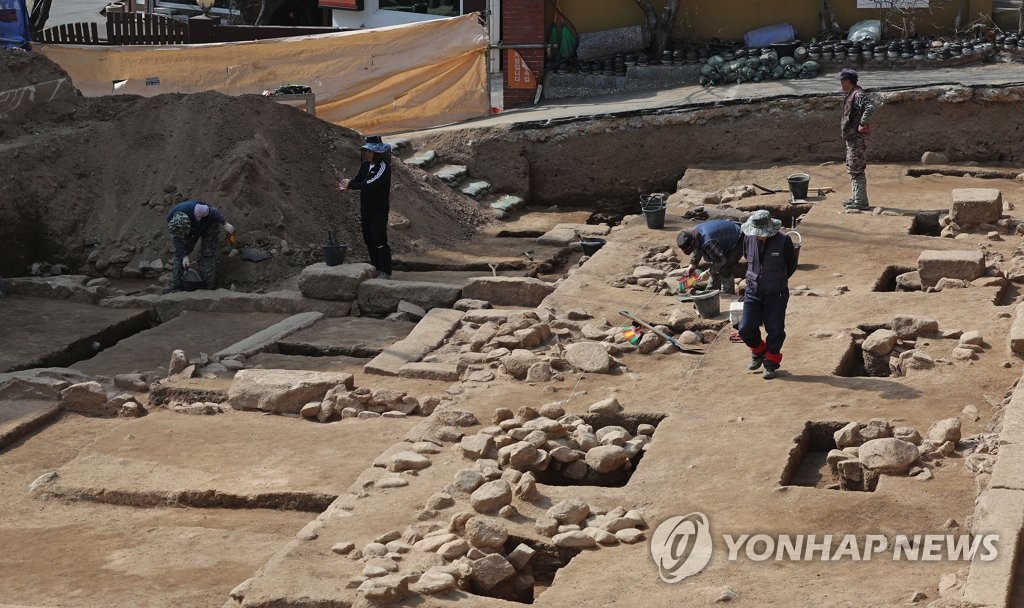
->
37, 22, 102, 44
106, 12, 190, 45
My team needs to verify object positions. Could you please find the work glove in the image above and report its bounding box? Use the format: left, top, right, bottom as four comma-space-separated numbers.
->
224, 223, 235, 234
858, 124, 870, 135
182, 256, 190, 269
684, 264, 697, 275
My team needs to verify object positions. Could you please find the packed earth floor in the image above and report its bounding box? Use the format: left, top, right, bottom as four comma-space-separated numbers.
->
6, 52, 1024, 608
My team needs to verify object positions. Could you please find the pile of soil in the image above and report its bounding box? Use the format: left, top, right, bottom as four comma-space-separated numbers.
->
0, 50, 490, 286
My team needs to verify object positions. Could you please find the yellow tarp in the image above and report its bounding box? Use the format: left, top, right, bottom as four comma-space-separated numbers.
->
37, 14, 489, 134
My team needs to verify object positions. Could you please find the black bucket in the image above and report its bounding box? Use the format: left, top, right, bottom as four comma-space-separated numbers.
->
182, 267, 206, 292
641, 194, 667, 229
787, 173, 810, 200
323, 243, 348, 267
580, 238, 606, 256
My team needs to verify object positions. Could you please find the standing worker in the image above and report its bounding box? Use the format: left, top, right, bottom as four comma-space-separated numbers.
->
337, 136, 393, 279
676, 219, 743, 294
737, 210, 798, 380
165, 200, 234, 293
839, 68, 877, 211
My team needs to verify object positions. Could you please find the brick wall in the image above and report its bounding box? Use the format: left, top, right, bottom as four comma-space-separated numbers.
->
501, 0, 545, 108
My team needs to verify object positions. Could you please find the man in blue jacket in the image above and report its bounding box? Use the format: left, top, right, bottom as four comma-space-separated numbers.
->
677, 219, 744, 294
338, 136, 393, 279
737, 210, 798, 379
165, 200, 234, 293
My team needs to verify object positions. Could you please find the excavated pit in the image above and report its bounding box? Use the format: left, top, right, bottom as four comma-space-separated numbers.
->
781, 421, 879, 492
466, 535, 582, 604
534, 413, 666, 488
872, 265, 917, 292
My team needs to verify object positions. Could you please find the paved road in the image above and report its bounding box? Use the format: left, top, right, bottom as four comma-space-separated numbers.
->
409, 61, 1024, 135
40, 0, 109, 27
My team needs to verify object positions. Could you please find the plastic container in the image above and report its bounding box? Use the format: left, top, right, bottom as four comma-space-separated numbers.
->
691, 290, 721, 318
580, 238, 605, 256
729, 301, 744, 326
640, 194, 666, 230
743, 23, 796, 49
787, 173, 810, 200
322, 243, 348, 267
788, 231, 802, 266
182, 268, 206, 291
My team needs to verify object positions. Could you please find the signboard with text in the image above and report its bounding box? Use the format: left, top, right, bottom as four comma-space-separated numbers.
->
506, 49, 535, 90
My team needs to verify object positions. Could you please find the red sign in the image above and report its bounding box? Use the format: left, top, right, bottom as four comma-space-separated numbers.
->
318, 0, 362, 10
506, 49, 535, 89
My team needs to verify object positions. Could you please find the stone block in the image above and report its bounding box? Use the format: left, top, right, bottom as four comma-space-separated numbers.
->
227, 369, 354, 414
364, 308, 463, 376
462, 277, 556, 307
398, 362, 460, 381
297, 263, 375, 301
917, 250, 985, 288
1010, 303, 1024, 355
357, 280, 462, 317
963, 488, 1024, 607
950, 188, 1002, 226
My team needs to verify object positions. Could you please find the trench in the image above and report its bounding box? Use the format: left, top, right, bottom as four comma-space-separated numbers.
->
466, 535, 582, 604
6, 309, 157, 373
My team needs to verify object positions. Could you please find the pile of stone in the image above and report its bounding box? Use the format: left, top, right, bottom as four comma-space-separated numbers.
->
458, 399, 654, 485
608, 245, 683, 296
856, 316, 986, 377
3, 274, 127, 304
306, 386, 441, 422
828, 417, 963, 490
896, 248, 1007, 293
168, 348, 244, 380
936, 188, 1018, 239
60, 381, 146, 418
339, 494, 646, 604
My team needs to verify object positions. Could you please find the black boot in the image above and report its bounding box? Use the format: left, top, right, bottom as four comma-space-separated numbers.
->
748, 354, 764, 371
762, 362, 779, 379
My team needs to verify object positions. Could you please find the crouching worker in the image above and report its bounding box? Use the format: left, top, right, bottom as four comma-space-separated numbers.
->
676, 219, 743, 294
165, 200, 234, 293
737, 210, 798, 380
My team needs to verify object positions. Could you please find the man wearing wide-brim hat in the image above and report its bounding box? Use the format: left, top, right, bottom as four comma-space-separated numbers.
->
737, 210, 798, 379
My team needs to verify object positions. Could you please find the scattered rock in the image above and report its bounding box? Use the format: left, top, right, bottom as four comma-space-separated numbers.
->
858, 438, 919, 474
470, 480, 512, 513
927, 418, 962, 445
465, 517, 509, 549
553, 530, 598, 548
564, 342, 612, 373
588, 397, 623, 415
388, 452, 432, 472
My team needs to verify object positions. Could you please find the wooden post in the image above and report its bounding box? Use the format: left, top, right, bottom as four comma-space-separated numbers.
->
187, 14, 218, 43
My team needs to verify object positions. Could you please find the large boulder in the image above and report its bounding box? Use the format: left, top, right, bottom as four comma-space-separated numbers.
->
0, 368, 91, 401
917, 250, 985, 288
60, 381, 111, 415
949, 188, 1002, 226
227, 369, 354, 414
927, 418, 962, 445
862, 329, 897, 356
858, 438, 919, 474
470, 480, 512, 513
564, 342, 612, 373
890, 315, 939, 340
462, 277, 556, 307
357, 279, 462, 316
297, 263, 375, 301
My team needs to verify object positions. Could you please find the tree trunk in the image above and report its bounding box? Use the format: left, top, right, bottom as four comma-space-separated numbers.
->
634, 0, 680, 58
1019, 3, 1024, 34
820, 0, 840, 37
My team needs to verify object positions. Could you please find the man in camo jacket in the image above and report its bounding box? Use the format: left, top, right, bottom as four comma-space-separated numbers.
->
839, 68, 877, 210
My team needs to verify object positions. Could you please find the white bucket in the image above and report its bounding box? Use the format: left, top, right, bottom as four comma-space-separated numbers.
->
729, 302, 744, 326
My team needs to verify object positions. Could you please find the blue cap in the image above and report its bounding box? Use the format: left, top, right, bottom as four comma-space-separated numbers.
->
838, 67, 858, 81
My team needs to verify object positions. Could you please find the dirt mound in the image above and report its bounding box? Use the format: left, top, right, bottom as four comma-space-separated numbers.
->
0, 49, 71, 92
0, 52, 489, 286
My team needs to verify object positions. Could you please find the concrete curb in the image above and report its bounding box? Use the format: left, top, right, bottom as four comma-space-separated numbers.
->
964, 379, 1024, 606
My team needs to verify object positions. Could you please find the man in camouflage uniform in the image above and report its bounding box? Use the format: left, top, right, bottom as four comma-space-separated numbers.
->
164, 200, 234, 293
839, 68, 877, 210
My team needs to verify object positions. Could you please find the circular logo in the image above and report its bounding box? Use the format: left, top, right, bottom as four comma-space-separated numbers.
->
650, 512, 714, 583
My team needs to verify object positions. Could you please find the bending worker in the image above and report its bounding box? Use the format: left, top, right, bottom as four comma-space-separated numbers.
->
737, 210, 797, 380
165, 200, 233, 293
338, 136, 393, 279
676, 219, 743, 294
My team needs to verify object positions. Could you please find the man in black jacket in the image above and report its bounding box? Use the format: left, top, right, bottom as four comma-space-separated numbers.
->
338, 136, 393, 279
737, 210, 798, 380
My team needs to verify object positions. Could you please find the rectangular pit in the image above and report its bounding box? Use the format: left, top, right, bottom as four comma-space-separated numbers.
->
780, 421, 878, 492
466, 535, 582, 605
534, 412, 666, 488
872, 265, 916, 292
